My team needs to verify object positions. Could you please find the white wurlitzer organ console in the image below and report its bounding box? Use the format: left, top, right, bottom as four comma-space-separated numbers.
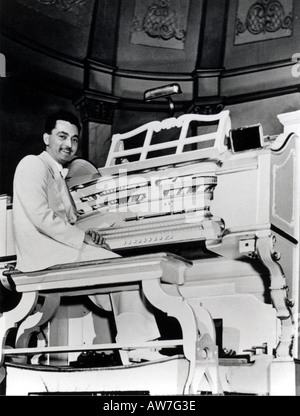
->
1, 109, 300, 396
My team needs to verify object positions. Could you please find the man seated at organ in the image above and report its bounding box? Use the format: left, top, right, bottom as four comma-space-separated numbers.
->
12, 110, 163, 364
2, 105, 298, 396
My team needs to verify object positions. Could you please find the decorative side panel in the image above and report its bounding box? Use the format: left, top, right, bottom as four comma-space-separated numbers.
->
272, 148, 296, 231
234, 0, 293, 45
130, 0, 190, 50
17, 0, 89, 25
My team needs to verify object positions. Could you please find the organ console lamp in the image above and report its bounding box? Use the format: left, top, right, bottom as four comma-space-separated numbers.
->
144, 83, 182, 116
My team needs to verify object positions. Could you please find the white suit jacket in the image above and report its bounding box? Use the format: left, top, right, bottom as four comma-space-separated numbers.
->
12, 152, 160, 342
13, 151, 85, 272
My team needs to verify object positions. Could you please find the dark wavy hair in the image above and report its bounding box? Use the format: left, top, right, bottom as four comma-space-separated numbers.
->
45, 110, 81, 134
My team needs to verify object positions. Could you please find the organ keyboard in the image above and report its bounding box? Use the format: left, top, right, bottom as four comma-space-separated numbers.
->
69, 112, 231, 256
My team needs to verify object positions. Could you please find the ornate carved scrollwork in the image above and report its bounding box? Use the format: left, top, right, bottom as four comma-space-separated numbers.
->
38, 0, 87, 12
190, 103, 224, 116
132, 0, 186, 42
256, 233, 294, 358
236, 0, 293, 36
76, 96, 118, 124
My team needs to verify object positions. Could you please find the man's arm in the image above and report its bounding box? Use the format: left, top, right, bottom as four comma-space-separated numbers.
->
14, 156, 87, 249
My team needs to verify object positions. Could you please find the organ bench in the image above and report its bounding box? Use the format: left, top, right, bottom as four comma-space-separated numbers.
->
0, 253, 221, 395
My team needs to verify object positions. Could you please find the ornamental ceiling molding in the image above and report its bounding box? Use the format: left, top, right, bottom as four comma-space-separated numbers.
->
130, 0, 190, 50
76, 96, 118, 124
234, 0, 293, 45
16, 0, 91, 27
37, 0, 87, 12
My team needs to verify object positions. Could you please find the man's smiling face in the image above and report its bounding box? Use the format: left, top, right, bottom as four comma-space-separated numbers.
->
43, 119, 79, 166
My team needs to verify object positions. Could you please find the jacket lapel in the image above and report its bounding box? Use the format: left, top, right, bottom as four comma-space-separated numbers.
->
39, 151, 78, 224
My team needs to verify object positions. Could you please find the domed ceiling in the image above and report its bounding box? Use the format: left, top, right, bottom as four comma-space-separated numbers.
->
1, 0, 300, 109
0, 0, 229, 109
1, 0, 300, 197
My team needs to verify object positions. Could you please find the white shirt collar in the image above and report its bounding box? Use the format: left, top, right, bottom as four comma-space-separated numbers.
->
53, 159, 69, 179
43, 151, 69, 178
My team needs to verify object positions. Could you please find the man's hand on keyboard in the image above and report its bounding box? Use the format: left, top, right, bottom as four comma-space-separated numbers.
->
84, 229, 111, 250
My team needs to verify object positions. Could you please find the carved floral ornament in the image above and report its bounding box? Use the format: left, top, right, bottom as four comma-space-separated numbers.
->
235, 0, 293, 44
131, 0, 189, 50
132, 0, 186, 41
37, 0, 86, 12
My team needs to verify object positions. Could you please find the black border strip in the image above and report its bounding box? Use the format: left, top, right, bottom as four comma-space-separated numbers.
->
0, 255, 16, 263
271, 223, 298, 245
270, 132, 294, 153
